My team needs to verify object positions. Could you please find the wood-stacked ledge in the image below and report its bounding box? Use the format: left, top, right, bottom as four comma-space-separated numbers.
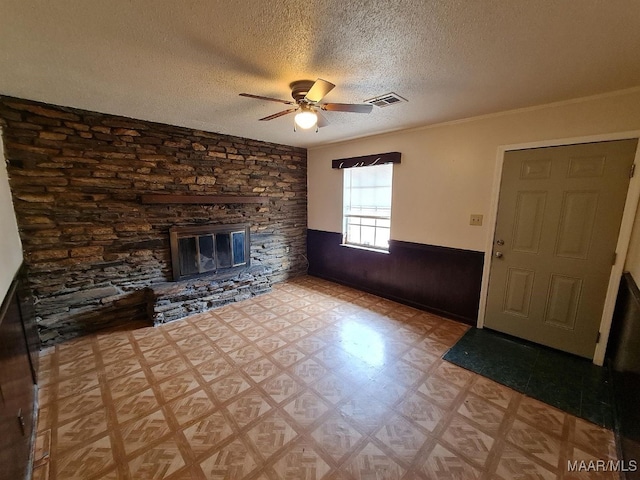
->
146, 265, 272, 326
140, 194, 268, 204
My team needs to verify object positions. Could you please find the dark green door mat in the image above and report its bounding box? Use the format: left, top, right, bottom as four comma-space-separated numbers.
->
443, 327, 613, 428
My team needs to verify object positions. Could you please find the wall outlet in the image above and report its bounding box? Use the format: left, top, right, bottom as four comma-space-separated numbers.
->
469, 214, 483, 226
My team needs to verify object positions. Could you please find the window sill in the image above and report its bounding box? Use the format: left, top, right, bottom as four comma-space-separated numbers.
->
340, 243, 390, 254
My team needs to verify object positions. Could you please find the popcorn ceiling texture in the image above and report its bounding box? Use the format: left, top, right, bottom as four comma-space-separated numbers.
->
0, 96, 307, 345
2, 1, 639, 148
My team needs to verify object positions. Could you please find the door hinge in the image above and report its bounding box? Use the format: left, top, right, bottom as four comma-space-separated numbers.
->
631, 163, 636, 178
596, 331, 601, 344
612, 252, 617, 265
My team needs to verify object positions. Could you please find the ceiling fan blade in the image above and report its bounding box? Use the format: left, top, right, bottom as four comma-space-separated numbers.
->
240, 93, 295, 105
316, 111, 329, 128
259, 108, 298, 121
304, 79, 335, 103
321, 103, 373, 113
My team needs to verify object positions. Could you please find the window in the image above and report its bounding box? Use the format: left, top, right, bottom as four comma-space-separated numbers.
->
343, 163, 393, 250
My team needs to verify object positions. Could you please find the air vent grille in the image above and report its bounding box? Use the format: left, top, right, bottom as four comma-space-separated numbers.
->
365, 92, 407, 107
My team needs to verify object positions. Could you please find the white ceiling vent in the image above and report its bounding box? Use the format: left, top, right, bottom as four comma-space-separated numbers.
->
365, 92, 407, 108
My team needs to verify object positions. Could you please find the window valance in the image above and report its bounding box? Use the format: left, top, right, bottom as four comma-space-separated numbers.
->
331, 151, 401, 169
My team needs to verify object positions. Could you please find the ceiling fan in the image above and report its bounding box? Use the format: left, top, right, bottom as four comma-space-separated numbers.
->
239, 79, 373, 131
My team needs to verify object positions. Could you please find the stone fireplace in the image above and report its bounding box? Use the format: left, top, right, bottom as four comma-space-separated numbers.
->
147, 221, 272, 326
0, 96, 307, 344
169, 223, 250, 281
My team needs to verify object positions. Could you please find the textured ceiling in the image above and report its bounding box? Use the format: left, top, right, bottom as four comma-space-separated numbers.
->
1, 0, 640, 148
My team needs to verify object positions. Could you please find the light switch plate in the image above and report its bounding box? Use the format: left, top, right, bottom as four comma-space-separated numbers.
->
470, 214, 483, 226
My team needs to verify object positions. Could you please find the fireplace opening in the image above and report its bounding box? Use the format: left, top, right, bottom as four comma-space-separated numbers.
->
169, 223, 250, 281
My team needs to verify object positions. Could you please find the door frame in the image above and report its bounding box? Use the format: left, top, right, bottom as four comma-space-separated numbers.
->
477, 131, 640, 365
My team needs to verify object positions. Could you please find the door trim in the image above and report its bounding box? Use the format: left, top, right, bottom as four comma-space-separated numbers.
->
477, 131, 640, 365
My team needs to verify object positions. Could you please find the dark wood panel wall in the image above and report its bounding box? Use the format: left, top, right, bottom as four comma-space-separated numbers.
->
307, 229, 484, 324
609, 272, 640, 478
0, 268, 38, 480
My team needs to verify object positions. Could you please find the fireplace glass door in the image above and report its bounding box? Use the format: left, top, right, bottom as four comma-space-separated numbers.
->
232, 231, 246, 266
170, 224, 250, 281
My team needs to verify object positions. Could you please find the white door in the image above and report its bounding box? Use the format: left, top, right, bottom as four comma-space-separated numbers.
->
485, 139, 637, 358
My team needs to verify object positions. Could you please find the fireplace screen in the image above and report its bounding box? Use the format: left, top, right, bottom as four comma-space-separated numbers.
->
169, 223, 250, 281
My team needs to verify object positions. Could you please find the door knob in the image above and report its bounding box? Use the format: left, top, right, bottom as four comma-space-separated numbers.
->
496, 239, 504, 246
495, 252, 503, 258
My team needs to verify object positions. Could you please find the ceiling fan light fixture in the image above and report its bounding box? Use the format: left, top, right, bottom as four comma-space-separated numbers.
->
241, 78, 373, 131
294, 108, 317, 130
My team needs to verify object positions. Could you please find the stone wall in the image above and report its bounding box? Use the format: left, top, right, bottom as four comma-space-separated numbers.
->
0, 96, 307, 345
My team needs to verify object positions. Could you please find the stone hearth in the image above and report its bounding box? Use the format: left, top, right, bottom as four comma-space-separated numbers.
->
147, 265, 271, 326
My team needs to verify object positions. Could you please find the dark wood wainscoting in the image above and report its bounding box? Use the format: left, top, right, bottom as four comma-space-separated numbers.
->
0, 267, 38, 480
609, 272, 640, 478
307, 229, 484, 324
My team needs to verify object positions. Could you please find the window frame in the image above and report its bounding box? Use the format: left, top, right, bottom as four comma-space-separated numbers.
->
341, 163, 393, 252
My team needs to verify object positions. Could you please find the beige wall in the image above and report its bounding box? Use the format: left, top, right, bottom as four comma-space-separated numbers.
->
308, 88, 640, 283
0, 133, 23, 300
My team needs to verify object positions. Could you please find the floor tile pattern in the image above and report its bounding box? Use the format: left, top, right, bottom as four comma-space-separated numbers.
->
32, 276, 617, 479
444, 327, 614, 427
